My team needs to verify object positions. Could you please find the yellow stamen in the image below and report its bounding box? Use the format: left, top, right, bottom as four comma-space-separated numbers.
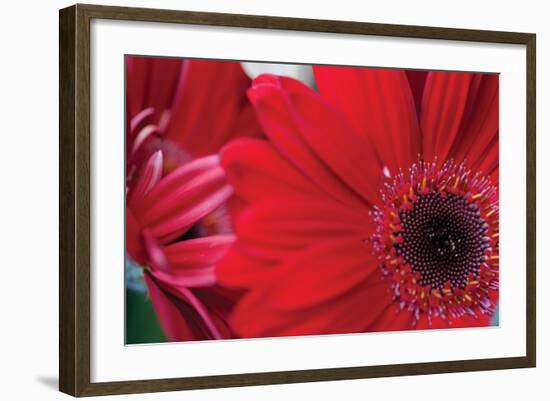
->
389, 223, 400, 232
453, 176, 460, 189
471, 193, 483, 200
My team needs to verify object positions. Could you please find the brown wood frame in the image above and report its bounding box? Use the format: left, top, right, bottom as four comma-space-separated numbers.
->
59, 3, 536, 397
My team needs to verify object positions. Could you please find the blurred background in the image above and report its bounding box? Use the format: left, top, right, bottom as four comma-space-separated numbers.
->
126, 259, 166, 343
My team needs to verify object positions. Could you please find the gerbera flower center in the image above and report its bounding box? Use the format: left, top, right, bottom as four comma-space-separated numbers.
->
396, 192, 490, 290
371, 160, 499, 324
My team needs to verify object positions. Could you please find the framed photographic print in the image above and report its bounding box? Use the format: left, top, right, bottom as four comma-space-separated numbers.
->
59, 3, 536, 397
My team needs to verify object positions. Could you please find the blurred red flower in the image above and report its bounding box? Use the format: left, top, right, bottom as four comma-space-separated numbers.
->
125, 56, 261, 341
219, 68, 499, 338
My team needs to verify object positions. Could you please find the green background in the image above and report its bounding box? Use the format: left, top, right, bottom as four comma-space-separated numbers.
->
126, 288, 166, 344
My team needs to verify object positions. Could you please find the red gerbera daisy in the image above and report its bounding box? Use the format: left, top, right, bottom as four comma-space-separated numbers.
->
218, 67, 499, 338
126, 56, 261, 341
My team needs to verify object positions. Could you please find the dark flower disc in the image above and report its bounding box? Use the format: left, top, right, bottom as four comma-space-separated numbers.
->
371, 160, 499, 323
396, 192, 490, 290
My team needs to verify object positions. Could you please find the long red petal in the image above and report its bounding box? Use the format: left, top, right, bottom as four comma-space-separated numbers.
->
221, 138, 322, 203
474, 135, 499, 179
421, 72, 478, 164
216, 242, 278, 289
406, 70, 428, 115
265, 240, 378, 310
148, 183, 232, 243
127, 150, 163, 208
235, 199, 371, 255
229, 253, 392, 337
125, 56, 149, 126
248, 74, 379, 208
125, 56, 182, 139
139, 155, 219, 208
163, 235, 235, 271
415, 314, 450, 330
151, 236, 236, 288
144, 273, 197, 341
140, 165, 226, 223
314, 66, 421, 174
449, 74, 499, 171
367, 303, 414, 332
164, 60, 257, 156
135, 156, 233, 242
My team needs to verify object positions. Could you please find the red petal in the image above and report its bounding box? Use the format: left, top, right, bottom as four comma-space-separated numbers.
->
235, 199, 372, 256
152, 266, 216, 288
224, 96, 264, 143
421, 72, 478, 164
152, 236, 235, 290
226, 194, 248, 224
450, 313, 492, 328
142, 228, 169, 272
269, 240, 380, 310
474, 135, 498, 178
489, 167, 499, 186
248, 74, 379, 207
148, 58, 183, 123
192, 286, 240, 339
141, 165, 226, 223
144, 273, 197, 341
146, 274, 237, 341
137, 156, 233, 242
149, 182, 232, 243
314, 66, 421, 174
406, 70, 428, 115
216, 242, 278, 289
126, 209, 146, 265
230, 260, 392, 337
367, 304, 415, 332
139, 155, 219, 208
127, 150, 163, 208
125, 56, 149, 121
130, 107, 154, 135
163, 235, 235, 271
164, 60, 257, 156
221, 138, 322, 203
449, 74, 499, 171
415, 314, 449, 330
125, 56, 182, 136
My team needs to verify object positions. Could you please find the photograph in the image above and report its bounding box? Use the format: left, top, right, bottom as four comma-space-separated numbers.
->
57, 4, 536, 395
1, 0, 543, 399
125, 56, 500, 344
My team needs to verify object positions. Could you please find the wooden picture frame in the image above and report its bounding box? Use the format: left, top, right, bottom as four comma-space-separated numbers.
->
59, 3, 536, 397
